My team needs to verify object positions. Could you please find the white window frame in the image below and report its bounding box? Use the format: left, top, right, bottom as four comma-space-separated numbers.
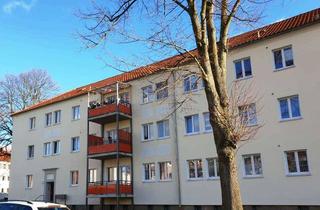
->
29, 117, 36, 130
157, 120, 170, 139
143, 163, 156, 182
206, 158, 219, 179
159, 161, 172, 181
71, 136, 80, 152
27, 145, 34, 159
203, 112, 212, 132
72, 105, 80, 120
233, 57, 253, 80
142, 123, 154, 141
187, 159, 203, 180
238, 103, 258, 126
52, 140, 61, 155
273, 45, 294, 70
142, 85, 153, 104
70, 170, 79, 186
278, 95, 302, 121
184, 74, 199, 93
45, 112, 52, 127
43, 142, 51, 156
185, 114, 200, 135
54, 110, 61, 124
284, 150, 310, 176
242, 154, 263, 178
26, 175, 33, 189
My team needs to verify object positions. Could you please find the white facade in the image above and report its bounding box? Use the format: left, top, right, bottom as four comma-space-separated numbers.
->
9, 13, 320, 207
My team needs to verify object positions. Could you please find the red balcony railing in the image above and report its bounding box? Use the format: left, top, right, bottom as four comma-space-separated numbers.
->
88, 103, 132, 118
88, 181, 133, 195
88, 130, 132, 155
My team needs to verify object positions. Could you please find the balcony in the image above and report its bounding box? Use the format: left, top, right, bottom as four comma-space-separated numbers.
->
87, 181, 133, 197
88, 102, 131, 124
88, 130, 132, 159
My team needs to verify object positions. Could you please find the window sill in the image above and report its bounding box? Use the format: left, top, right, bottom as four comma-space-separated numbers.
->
243, 175, 264, 179
286, 172, 311, 177
157, 136, 170, 141
43, 155, 51, 157
71, 150, 80, 153
141, 139, 155, 143
52, 122, 61, 126
273, 65, 295, 72
52, 153, 61, 156
235, 75, 253, 81
142, 180, 156, 183
25, 187, 32, 190
158, 179, 173, 182
70, 184, 79, 187
279, 117, 302, 123
207, 177, 220, 180
71, 119, 80, 122
29, 129, 36, 132
27, 157, 34, 160
183, 89, 199, 95
185, 132, 200, 136
246, 123, 259, 127
187, 178, 204, 181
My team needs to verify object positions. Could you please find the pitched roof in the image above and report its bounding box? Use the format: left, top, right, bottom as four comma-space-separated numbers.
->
12, 7, 320, 116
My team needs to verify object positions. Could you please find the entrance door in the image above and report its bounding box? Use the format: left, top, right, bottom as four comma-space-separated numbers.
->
45, 182, 54, 202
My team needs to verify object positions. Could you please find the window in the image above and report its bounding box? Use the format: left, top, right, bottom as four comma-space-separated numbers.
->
72, 105, 80, 120
27, 145, 34, 159
238, 103, 258, 126
243, 154, 263, 177
142, 85, 153, 103
142, 123, 153, 141
45, 113, 52, 126
187, 159, 203, 179
159, 162, 172, 180
106, 130, 117, 142
29, 117, 36, 130
234, 58, 252, 79
89, 169, 97, 183
185, 114, 200, 134
285, 150, 309, 175
120, 166, 131, 183
108, 167, 117, 182
70, 171, 79, 186
26, 175, 33, 188
119, 92, 130, 103
43, 142, 51, 156
203, 112, 212, 131
156, 81, 168, 100
278, 95, 301, 120
71, 137, 80, 152
143, 163, 156, 181
273, 46, 294, 70
54, 110, 61, 124
157, 120, 170, 138
184, 75, 198, 92
207, 158, 219, 178
52, 140, 61, 155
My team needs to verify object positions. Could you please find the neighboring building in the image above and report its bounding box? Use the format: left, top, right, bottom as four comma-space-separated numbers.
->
9, 8, 320, 209
0, 148, 11, 200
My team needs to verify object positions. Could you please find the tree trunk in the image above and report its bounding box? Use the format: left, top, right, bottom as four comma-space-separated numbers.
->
217, 136, 243, 210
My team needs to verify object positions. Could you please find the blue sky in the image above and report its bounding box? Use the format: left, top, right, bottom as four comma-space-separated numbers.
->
0, 0, 319, 93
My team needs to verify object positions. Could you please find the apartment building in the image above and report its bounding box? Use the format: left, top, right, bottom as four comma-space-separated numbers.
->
0, 148, 10, 199
9, 8, 320, 209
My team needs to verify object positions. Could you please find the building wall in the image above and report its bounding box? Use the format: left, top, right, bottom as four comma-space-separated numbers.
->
10, 23, 320, 206
130, 24, 320, 205
10, 94, 98, 205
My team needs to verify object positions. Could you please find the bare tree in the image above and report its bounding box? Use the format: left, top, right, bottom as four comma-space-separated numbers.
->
0, 69, 59, 147
78, 0, 271, 209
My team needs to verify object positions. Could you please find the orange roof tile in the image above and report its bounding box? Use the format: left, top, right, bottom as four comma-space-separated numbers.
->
12, 8, 320, 116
